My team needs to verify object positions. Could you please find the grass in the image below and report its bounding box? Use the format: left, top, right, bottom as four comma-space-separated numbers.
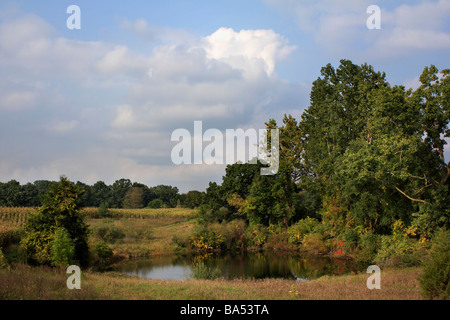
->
0, 264, 423, 300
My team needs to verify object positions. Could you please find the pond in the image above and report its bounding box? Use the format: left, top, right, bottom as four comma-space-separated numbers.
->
117, 252, 366, 281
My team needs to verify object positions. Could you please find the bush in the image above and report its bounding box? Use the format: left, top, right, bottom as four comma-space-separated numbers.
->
92, 220, 125, 243
92, 241, 114, 269
301, 233, 328, 255
287, 217, 319, 245
343, 229, 360, 251
356, 231, 380, 263
97, 203, 111, 218
419, 229, 450, 300
189, 227, 224, 252
245, 224, 268, 249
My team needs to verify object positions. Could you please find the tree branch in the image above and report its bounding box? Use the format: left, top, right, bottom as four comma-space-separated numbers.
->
395, 186, 429, 204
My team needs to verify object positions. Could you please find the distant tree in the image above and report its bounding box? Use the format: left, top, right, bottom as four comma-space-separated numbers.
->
91, 181, 112, 207
123, 187, 144, 209
21, 182, 39, 207
148, 198, 163, 209
182, 190, 205, 208
1, 180, 22, 207
110, 179, 132, 208
20, 176, 90, 267
152, 185, 179, 208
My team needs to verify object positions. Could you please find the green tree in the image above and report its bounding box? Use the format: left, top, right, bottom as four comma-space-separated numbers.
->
110, 178, 133, 208
151, 185, 179, 208
123, 187, 144, 209
182, 190, 205, 209
297, 60, 449, 235
21, 176, 90, 267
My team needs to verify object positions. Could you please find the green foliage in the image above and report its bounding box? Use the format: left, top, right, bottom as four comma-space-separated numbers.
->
374, 235, 424, 267
342, 229, 360, 251
189, 227, 224, 252
92, 220, 125, 243
97, 203, 111, 218
301, 233, 328, 255
147, 198, 164, 209
287, 217, 319, 245
20, 176, 90, 267
419, 229, 450, 300
93, 241, 114, 268
123, 187, 144, 209
181, 190, 205, 209
51, 227, 75, 267
356, 231, 380, 263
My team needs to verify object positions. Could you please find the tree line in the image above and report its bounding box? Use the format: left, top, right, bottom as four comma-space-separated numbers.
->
0, 178, 205, 209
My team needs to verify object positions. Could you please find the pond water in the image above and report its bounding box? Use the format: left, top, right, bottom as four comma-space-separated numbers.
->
117, 252, 366, 281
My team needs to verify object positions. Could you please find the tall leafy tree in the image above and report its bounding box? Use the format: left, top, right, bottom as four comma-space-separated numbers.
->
21, 176, 90, 267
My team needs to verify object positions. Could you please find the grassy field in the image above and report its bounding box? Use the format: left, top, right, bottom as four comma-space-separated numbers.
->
0, 206, 426, 300
0, 263, 422, 300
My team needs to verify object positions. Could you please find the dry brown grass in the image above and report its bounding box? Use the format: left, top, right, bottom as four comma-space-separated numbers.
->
84, 266, 423, 300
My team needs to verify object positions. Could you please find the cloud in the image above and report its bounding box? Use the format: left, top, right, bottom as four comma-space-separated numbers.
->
51, 120, 80, 134
264, 0, 450, 59
203, 27, 297, 78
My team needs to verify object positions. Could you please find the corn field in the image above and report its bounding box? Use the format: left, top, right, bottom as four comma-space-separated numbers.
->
0, 207, 34, 228
82, 207, 196, 219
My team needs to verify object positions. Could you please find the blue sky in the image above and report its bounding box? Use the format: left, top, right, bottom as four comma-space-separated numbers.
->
1, 0, 449, 192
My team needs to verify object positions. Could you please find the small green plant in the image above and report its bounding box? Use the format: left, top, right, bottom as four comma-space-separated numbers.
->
419, 229, 449, 300
190, 262, 221, 280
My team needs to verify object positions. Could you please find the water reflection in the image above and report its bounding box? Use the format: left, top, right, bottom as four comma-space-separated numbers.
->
118, 252, 365, 281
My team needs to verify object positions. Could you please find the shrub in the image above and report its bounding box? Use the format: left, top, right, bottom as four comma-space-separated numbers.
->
97, 203, 111, 218
356, 231, 380, 263
287, 217, 319, 244
93, 241, 114, 269
419, 229, 450, 300
189, 228, 224, 252
343, 229, 360, 251
301, 233, 328, 255
375, 234, 425, 267
244, 224, 268, 249
92, 220, 125, 243
263, 231, 296, 251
